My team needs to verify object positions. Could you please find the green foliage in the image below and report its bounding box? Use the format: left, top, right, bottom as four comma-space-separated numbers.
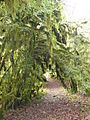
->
0, 0, 64, 112
0, 0, 90, 118
52, 22, 90, 94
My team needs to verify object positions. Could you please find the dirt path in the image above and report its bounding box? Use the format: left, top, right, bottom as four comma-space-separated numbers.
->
3, 78, 90, 120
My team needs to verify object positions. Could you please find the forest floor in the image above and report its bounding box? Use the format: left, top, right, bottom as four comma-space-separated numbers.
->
3, 78, 90, 120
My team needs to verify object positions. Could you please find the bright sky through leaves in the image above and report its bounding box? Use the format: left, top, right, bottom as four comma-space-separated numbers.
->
63, 0, 90, 21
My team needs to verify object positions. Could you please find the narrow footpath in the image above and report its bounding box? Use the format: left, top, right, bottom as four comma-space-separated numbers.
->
4, 78, 90, 120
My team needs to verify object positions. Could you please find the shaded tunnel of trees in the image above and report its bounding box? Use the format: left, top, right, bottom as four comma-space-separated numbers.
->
0, 0, 90, 118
